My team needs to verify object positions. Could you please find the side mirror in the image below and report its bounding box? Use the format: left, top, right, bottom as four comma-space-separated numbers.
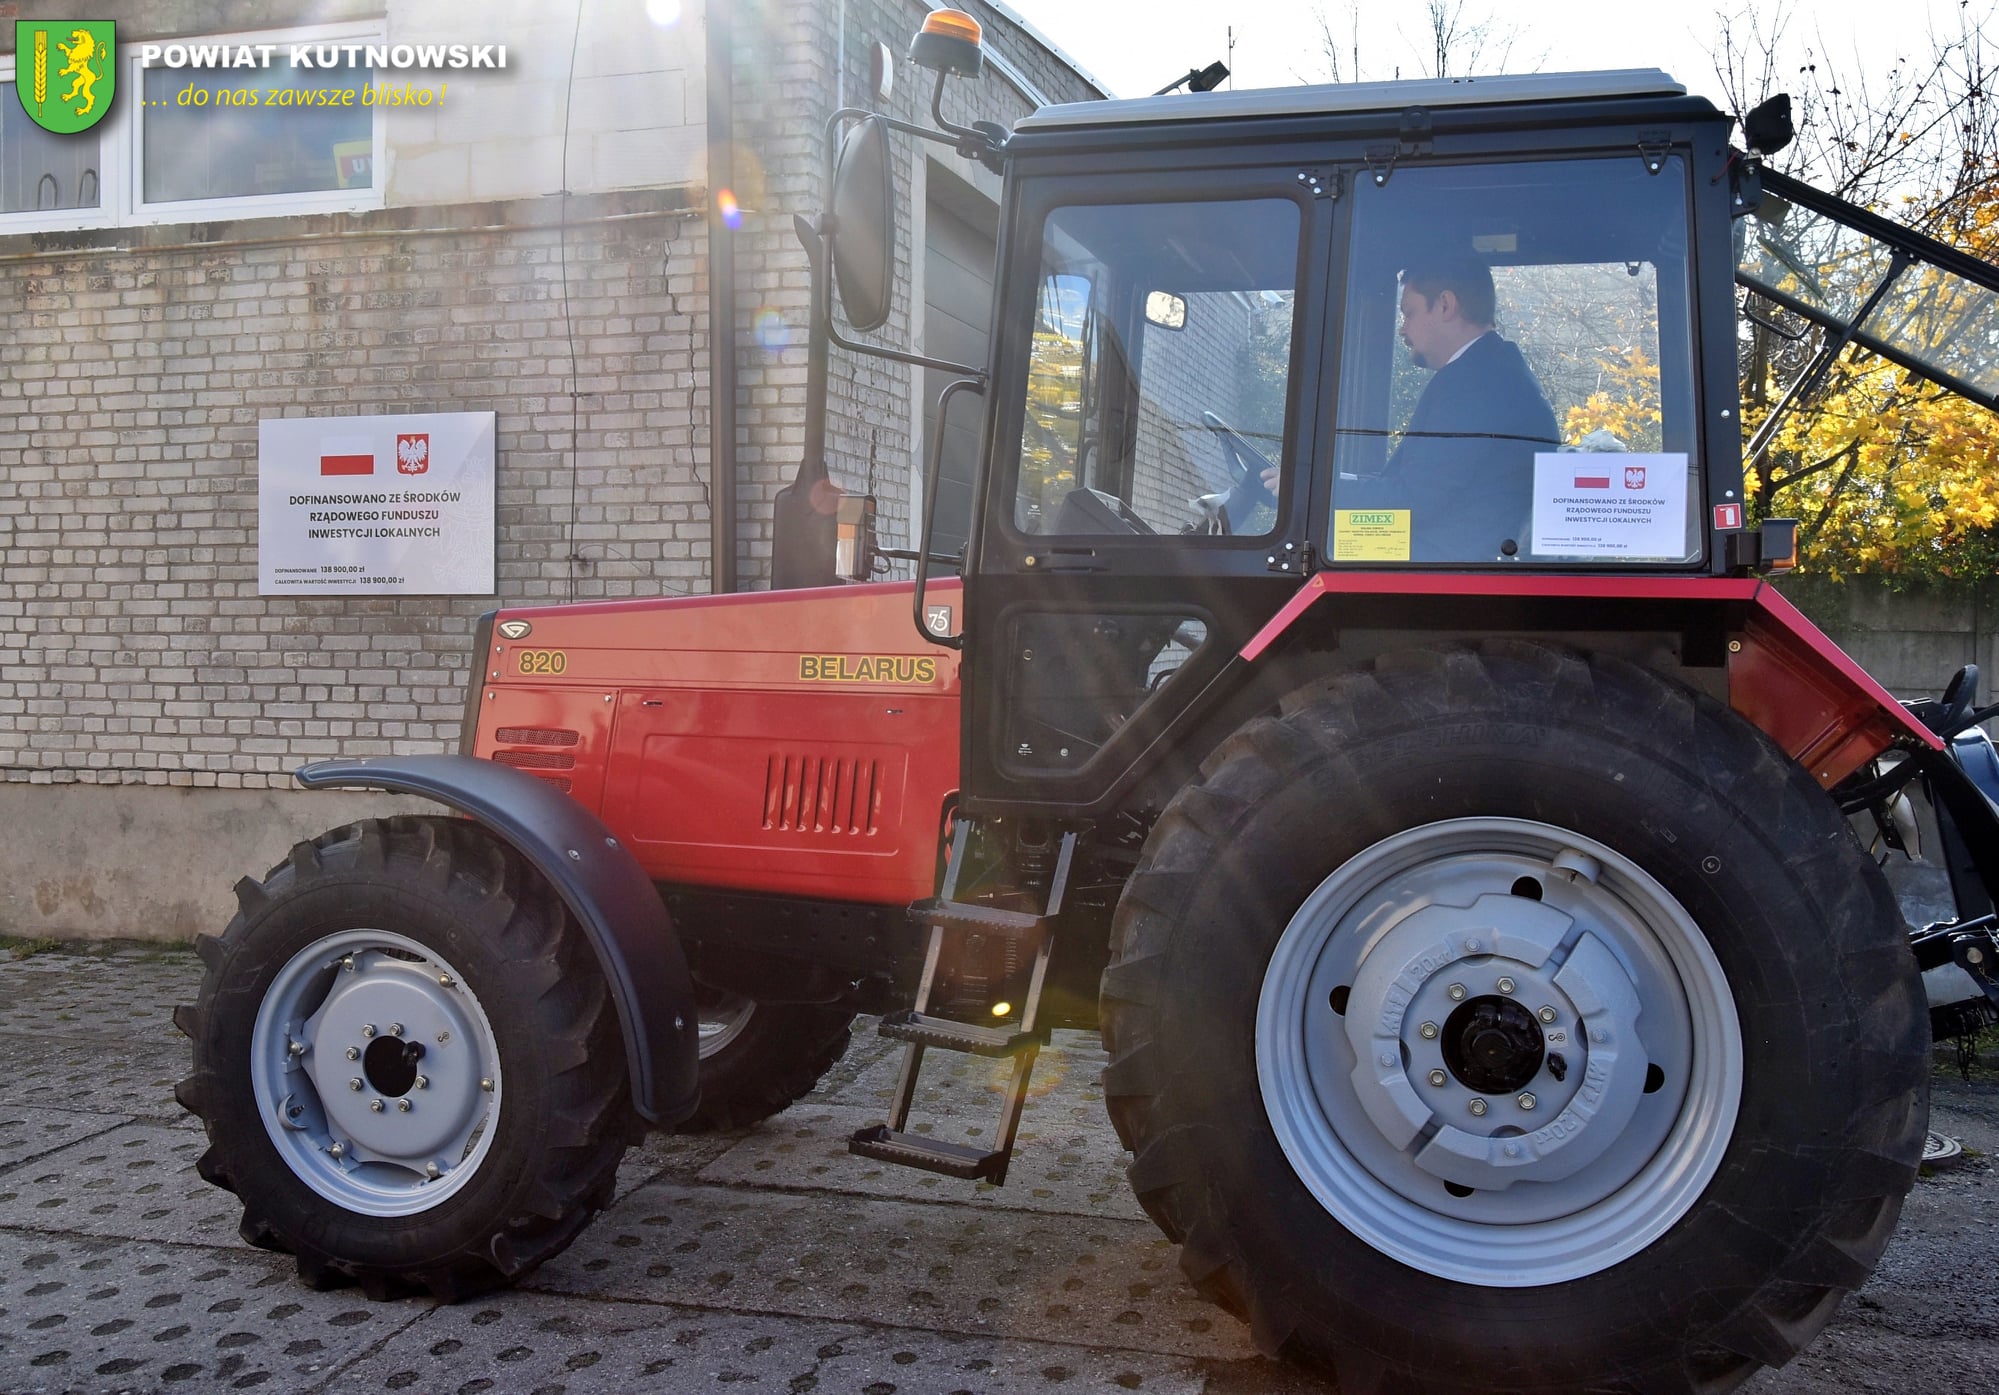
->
1144, 291, 1187, 330
829, 114, 894, 332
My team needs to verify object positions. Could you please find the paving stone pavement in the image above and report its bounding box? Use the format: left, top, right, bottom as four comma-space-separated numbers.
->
0, 943, 1994, 1395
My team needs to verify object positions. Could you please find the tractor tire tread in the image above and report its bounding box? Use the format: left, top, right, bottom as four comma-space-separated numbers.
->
1100, 639, 1927, 1395
175, 815, 633, 1301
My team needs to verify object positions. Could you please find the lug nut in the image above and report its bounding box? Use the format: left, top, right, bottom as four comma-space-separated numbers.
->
438, 973, 455, 988
369, 1098, 385, 1113
425, 1162, 442, 1179
341, 955, 356, 972
414, 1075, 429, 1090
361, 1024, 377, 1038
1427, 1069, 1448, 1087
1537, 1006, 1558, 1024
1468, 1098, 1489, 1117
288, 1040, 306, 1056
1418, 1021, 1439, 1040
388, 1023, 404, 1037
348, 1077, 363, 1091
345, 1046, 361, 1060
1447, 983, 1467, 1001
329, 1142, 346, 1159
480, 1078, 493, 1093
1496, 976, 1517, 995
397, 1099, 413, 1113
1518, 1092, 1537, 1111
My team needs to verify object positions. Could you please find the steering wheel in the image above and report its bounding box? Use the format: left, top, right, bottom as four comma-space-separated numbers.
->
1200, 410, 1280, 525
1933, 664, 1980, 735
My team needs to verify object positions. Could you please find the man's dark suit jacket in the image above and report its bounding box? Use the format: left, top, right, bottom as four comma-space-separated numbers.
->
1347, 331, 1559, 561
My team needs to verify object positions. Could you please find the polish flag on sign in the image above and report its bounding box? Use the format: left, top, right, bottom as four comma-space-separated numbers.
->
1573, 473, 1612, 489
320, 435, 374, 476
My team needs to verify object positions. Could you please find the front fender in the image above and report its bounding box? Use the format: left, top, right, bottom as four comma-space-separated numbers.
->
296, 754, 699, 1127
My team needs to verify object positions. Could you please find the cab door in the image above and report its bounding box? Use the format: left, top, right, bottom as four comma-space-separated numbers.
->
960, 170, 1334, 817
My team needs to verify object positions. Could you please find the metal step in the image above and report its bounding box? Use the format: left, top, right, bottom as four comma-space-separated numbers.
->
848, 1124, 1009, 1182
912, 897, 1047, 943
878, 1009, 1049, 1057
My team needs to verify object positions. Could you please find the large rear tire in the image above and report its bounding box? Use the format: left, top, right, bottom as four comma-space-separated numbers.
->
1101, 642, 1928, 1394
673, 987, 854, 1132
175, 816, 631, 1300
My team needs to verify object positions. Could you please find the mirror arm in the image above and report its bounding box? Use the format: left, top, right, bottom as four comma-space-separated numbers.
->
1744, 250, 1909, 478
913, 378, 985, 651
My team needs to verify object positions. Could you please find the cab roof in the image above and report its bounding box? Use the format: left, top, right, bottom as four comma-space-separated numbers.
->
1015, 70, 1688, 131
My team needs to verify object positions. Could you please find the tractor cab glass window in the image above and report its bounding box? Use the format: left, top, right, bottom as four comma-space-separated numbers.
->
1331, 158, 1700, 564
1011, 198, 1301, 539
1739, 196, 1999, 405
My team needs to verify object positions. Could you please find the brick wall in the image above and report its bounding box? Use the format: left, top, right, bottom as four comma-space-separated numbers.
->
0, 0, 1104, 937
0, 192, 707, 790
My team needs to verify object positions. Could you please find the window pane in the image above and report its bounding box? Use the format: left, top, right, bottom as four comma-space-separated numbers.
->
0, 101, 99, 212
1013, 198, 1300, 538
143, 57, 372, 204
1333, 158, 1699, 564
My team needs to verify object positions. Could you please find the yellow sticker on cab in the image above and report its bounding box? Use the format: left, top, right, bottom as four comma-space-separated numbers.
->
1333, 509, 1411, 561
799, 654, 939, 684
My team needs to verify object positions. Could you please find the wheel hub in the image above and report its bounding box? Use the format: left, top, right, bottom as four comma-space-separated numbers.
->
1441, 996, 1543, 1094
251, 930, 503, 1217
1258, 819, 1742, 1285
302, 954, 489, 1161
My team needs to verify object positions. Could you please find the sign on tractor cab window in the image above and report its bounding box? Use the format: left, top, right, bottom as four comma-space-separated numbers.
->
1331, 157, 1702, 565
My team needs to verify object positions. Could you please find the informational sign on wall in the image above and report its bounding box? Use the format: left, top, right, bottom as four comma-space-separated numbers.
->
1531, 453, 1690, 559
259, 412, 496, 595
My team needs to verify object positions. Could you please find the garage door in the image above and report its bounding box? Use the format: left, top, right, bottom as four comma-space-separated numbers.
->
921, 171, 997, 566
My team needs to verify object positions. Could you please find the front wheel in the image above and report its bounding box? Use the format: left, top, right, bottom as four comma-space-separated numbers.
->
1101, 643, 1928, 1394
176, 817, 632, 1299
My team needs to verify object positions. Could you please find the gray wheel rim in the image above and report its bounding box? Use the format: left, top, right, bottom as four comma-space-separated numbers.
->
696, 993, 757, 1060
251, 929, 502, 1217
1256, 817, 1742, 1286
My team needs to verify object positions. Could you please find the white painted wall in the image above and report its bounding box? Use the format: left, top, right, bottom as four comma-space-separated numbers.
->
384, 0, 707, 207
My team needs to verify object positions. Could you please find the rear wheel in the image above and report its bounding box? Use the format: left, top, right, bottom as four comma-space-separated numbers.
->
1101, 643, 1928, 1394
176, 816, 631, 1299
673, 986, 854, 1132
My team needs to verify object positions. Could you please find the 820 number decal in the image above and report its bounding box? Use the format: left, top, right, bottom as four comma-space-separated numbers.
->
516, 650, 568, 675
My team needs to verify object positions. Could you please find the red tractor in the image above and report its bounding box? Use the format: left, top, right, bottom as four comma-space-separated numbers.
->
179, 13, 1999, 1392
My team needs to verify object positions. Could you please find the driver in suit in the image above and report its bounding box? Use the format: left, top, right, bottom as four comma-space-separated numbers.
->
1271, 257, 1559, 559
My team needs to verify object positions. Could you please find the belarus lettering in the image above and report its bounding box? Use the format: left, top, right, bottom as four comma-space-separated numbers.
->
798, 654, 939, 684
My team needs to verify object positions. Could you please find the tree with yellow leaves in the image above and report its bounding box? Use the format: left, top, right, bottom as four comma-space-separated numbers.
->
1718, 5, 1999, 581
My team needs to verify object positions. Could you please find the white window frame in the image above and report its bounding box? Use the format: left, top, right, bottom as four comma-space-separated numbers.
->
129, 19, 388, 226
0, 53, 126, 233
0, 18, 388, 234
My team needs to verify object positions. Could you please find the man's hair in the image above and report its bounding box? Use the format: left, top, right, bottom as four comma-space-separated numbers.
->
1400, 255, 1497, 327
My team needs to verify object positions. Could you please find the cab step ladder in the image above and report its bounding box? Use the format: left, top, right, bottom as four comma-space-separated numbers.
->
848, 824, 1077, 1184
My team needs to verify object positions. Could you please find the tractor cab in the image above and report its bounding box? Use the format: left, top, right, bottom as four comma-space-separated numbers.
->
952, 70, 1745, 815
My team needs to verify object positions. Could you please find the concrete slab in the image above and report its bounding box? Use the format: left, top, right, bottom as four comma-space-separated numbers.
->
527, 1178, 1258, 1362
0, 1035, 190, 1124
696, 1102, 1142, 1219
0, 1106, 126, 1174
0, 1235, 428, 1395
1, 934, 1993, 1395
0, 1122, 243, 1246
324, 1287, 1217, 1395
